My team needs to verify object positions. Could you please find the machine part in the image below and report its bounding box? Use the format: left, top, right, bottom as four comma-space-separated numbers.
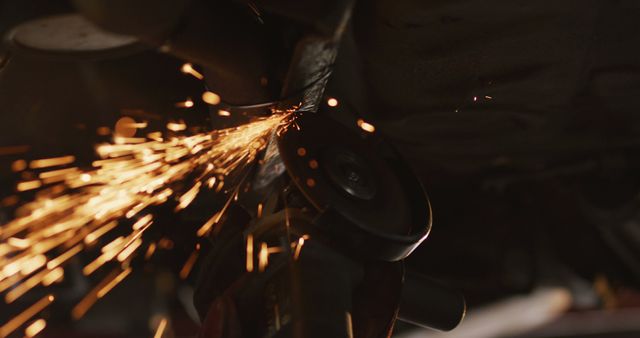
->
67, 2, 457, 336
74, 0, 285, 105
195, 208, 411, 338
74, 0, 354, 109
7, 14, 141, 59
195, 208, 364, 338
396, 288, 571, 338
278, 36, 343, 113
261, 236, 359, 338
0, 15, 203, 157
236, 0, 355, 38
277, 113, 432, 261
350, 261, 404, 338
251, 0, 354, 112
579, 193, 640, 283
194, 209, 462, 338
398, 272, 466, 332
253, 133, 288, 190
192, 113, 460, 337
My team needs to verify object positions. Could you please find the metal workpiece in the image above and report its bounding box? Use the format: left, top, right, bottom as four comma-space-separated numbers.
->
279, 37, 339, 113
235, 0, 354, 38
249, 212, 361, 338
274, 2, 354, 113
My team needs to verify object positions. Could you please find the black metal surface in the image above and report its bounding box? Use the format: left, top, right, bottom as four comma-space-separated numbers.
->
278, 113, 431, 261
397, 272, 466, 332
321, 146, 378, 201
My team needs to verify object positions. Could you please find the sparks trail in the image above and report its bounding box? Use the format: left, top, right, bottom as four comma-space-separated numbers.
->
0, 111, 294, 324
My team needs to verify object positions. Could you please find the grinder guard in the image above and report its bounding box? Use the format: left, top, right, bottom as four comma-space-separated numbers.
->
194, 113, 464, 338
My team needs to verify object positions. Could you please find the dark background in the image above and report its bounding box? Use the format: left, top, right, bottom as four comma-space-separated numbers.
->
1, 1, 640, 337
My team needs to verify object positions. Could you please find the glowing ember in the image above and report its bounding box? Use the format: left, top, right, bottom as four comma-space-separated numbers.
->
175, 98, 195, 108
180, 63, 204, 80
16, 180, 41, 192
166, 121, 187, 132
356, 118, 375, 133
306, 178, 316, 187
202, 91, 221, 105
97, 126, 111, 136
327, 97, 339, 107
30, 155, 75, 169
179, 249, 199, 279
154, 317, 168, 338
246, 234, 254, 272
11, 160, 27, 172
97, 268, 131, 298
114, 117, 137, 138
0, 295, 53, 337
293, 235, 309, 261
258, 242, 269, 272
0, 52, 300, 334
24, 318, 46, 337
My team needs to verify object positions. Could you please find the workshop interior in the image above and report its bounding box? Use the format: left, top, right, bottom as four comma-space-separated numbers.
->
1, 1, 640, 337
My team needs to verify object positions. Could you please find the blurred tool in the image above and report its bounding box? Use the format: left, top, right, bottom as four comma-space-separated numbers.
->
71, 1, 467, 337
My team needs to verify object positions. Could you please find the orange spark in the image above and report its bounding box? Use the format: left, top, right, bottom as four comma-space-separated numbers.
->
0, 295, 53, 337
246, 234, 254, 272
11, 160, 27, 172
293, 236, 306, 260
356, 119, 375, 133
29, 156, 75, 169
24, 318, 46, 337
258, 242, 268, 272
114, 117, 137, 138
1, 111, 293, 310
175, 99, 194, 108
97, 268, 131, 298
154, 317, 168, 338
180, 63, 204, 80
202, 91, 221, 105
144, 242, 157, 260
16, 180, 41, 192
257, 203, 263, 218
97, 126, 111, 136
179, 250, 199, 279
